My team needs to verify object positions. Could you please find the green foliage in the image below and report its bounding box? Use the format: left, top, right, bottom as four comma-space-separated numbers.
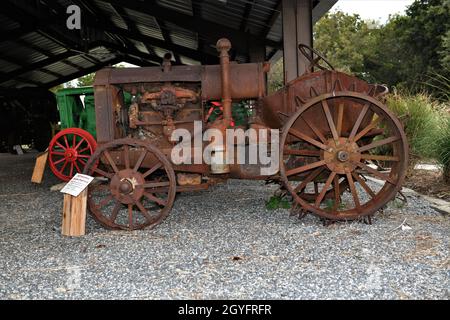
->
76, 72, 95, 87
267, 58, 284, 93
314, 11, 379, 78
386, 91, 446, 161
265, 195, 291, 210
435, 115, 450, 182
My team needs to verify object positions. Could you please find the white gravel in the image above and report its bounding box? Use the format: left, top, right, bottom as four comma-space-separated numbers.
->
0, 153, 448, 300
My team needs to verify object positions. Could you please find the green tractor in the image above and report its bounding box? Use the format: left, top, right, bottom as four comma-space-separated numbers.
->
48, 87, 98, 181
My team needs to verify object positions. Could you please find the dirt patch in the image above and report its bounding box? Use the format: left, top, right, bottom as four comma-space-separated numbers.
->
405, 169, 450, 201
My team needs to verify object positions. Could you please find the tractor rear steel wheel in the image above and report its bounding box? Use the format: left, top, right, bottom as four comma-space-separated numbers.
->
280, 91, 408, 221
48, 128, 97, 181
83, 138, 176, 230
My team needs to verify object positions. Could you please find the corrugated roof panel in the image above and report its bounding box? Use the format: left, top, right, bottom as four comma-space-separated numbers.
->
0, 41, 47, 65
0, 13, 20, 30
88, 47, 117, 63
21, 70, 57, 84
45, 61, 80, 75
156, 0, 193, 16
129, 40, 150, 54
180, 56, 201, 66
1, 80, 20, 87
152, 47, 173, 59
266, 15, 282, 42
65, 55, 95, 69
200, 0, 247, 30
19, 33, 67, 56
124, 9, 165, 40
0, 59, 20, 73
92, 0, 128, 29
163, 22, 197, 50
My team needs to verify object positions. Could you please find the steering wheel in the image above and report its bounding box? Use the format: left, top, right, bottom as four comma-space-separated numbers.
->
298, 44, 334, 72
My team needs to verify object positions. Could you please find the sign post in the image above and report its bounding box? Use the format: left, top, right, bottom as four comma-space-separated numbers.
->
60, 174, 94, 237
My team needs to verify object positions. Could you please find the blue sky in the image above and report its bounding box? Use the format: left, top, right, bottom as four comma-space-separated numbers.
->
332, 0, 415, 22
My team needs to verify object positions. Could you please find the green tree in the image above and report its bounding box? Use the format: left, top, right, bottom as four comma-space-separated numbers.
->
76, 72, 95, 87
313, 11, 378, 79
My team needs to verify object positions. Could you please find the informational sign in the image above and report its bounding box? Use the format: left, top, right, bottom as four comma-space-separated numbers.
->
60, 173, 94, 197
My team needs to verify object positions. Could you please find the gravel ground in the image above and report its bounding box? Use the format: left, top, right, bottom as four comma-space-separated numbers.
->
0, 152, 448, 300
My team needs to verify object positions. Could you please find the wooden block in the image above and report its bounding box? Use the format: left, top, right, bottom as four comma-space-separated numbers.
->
31, 151, 48, 184
62, 188, 87, 237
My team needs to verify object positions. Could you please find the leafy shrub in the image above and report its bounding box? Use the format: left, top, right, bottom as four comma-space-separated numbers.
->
386, 91, 446, 165
435, 116, 450, 183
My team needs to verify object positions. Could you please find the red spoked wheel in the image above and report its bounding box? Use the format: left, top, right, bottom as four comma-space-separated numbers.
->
48, 128, 97, 181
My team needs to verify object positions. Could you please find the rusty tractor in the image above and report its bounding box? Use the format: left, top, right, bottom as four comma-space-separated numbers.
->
83, 38, 408, 230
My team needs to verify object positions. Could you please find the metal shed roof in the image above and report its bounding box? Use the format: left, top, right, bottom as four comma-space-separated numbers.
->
0, 0, 337, 89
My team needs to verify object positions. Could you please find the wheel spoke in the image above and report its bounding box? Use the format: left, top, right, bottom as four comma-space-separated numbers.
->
55, 141, 66, 150
334, 175, 341, 210
354, 117, 381, 142
123, 145, 130, 169
352, 172, 376, 198
142, 181, 171, 189
353, 161, 396, 184
72, 134, 76, 148
78, 154, 91, 159
93, 167, 114, 179
358, 136, 400, 153
142, 162, 163, 178
63, 136, 70, 149
133, 150, 147, 172
144, 192, 167, 206
288, 128, 328, 151
128, 204, 133, 229
322, 100, 339, 142
301, 115, 327, 144
346, 172, 361, 210
78, 146, 91, 153
336, 103, 344, 136
134, 200, 153, 221
110, 201, 121, 222
69, 162, 74, 177
59, 160, 69, 173
103, 150, 119, 173
74, 137, 86, 150
349, 104, 370, 141
315, 172, 336, 207
293, 167, 325, 193
73, 160, 82, 173
53, 157, 66, 165
286, 160, 326, 177
360, 154, 400, 162
51, 151, 65, 156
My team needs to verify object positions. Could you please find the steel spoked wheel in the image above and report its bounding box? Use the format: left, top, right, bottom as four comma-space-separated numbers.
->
48, 128, 97, 181
83, 138, 176, 230
280, 91, 408, 221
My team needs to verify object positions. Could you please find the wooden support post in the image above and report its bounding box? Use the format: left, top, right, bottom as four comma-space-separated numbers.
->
62, 188, 87, 237
31, 151, 48, 184
282, 0, 313, 82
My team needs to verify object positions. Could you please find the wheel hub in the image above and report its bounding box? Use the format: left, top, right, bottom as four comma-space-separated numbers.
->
65, 148, 78, 161
323, 137, 361, 174
110, 169, 145, 204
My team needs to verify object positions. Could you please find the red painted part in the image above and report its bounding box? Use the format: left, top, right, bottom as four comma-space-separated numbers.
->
48, 128, 97, 181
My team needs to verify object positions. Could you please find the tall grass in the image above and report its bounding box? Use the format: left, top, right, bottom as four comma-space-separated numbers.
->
386, 91, 445, 163
386, 90, 450, 182
435, 116, 450, 183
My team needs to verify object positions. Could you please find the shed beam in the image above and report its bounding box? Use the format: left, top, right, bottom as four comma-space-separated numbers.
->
99, 0, 281, 51
0, 51, 76, 85
282, 0, 313, 82
43, 56, 123, 89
